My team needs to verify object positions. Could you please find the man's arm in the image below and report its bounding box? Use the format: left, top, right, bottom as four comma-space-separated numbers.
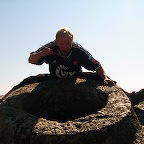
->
28, 48, 53, 64
96, 66, 116, 85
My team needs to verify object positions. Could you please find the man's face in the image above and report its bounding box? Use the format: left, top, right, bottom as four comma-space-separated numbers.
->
56, 37, 72, 56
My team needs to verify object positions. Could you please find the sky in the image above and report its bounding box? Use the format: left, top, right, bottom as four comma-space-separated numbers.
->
0, 0, 144, 95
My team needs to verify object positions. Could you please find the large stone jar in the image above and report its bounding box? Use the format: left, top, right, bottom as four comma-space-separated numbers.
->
0, 76, 141, 144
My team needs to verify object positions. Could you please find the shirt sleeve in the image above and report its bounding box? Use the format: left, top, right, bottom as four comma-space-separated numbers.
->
32, 42, 56, 54
36, 55, 53, 65
76, 45, 101, 71
82, 54, 101, 71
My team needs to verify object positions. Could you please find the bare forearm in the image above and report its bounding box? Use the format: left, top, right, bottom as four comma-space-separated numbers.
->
96, 66, 107, 80
28, 48, 53, 64
28, 52, 43, 64
96, 66, 116, 85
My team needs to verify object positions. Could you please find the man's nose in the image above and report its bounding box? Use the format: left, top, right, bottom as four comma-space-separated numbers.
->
63, 45, 68, 49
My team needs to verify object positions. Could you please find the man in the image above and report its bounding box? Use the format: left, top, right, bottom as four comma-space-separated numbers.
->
29, 27, 115, 85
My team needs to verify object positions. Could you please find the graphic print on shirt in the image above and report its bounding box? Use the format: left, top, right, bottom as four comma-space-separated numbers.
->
55, 65, 76, 78
88, 54, 98, 64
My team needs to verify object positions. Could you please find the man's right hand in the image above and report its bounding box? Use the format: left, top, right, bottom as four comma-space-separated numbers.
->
29, 48, 53, 64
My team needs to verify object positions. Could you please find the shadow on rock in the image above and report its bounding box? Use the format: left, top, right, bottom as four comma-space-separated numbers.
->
134, 106, 144, 125
23, 79, 108, 122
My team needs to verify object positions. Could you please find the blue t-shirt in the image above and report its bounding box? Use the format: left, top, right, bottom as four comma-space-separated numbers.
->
31, 41, 101, 78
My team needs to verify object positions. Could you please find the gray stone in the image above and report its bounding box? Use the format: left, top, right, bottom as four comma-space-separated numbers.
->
0, 77, 142, 144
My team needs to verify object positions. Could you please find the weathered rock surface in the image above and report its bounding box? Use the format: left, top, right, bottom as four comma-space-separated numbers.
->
0, 95, 4, 102
0, 75, 143, 144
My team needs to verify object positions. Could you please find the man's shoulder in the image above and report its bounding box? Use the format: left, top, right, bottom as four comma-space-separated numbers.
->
72, 41, 82, 48
45, 41, 57, 48
72, 42, 89, 54
72, 42, 85, 52
34, 41, 57, 53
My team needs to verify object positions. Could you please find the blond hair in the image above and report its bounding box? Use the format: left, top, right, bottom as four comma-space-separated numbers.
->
56, 27, 73, 40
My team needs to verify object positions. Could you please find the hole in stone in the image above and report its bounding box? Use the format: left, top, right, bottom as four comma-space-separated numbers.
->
22, 81, 108, 122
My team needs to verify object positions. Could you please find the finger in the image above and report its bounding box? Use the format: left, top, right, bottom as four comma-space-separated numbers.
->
109, 81, 116, 86
104, 80, 108, 85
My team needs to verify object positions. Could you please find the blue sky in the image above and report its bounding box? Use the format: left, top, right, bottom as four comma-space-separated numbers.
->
0, 0, 144, 95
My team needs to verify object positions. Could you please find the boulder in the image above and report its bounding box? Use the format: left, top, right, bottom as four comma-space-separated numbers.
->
0, 95, 3, 101
0, 74, 143, 144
